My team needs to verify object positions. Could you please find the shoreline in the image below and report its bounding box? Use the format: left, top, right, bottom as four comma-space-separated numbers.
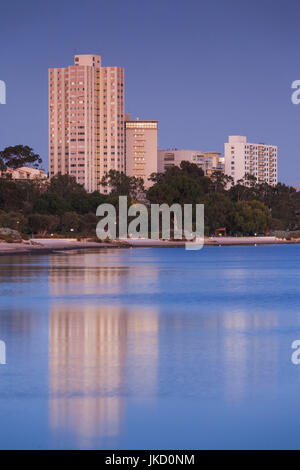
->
0, 236, 299, 256
0, 239, 118, 256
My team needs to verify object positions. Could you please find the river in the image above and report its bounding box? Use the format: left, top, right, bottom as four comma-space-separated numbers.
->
0, 246, 300, 449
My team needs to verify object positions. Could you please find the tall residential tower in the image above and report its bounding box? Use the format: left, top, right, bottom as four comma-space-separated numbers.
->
49, 54, 125, 192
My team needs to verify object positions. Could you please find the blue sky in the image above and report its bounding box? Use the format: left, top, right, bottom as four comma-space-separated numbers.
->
0, 0, 300, 184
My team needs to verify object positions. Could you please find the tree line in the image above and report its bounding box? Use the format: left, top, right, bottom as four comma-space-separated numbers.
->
0, 145, 300, 237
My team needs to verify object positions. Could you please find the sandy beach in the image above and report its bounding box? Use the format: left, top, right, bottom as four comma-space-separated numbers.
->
0, 235, 298, 256
0, 238, 115, 256
123, 236, 288, 247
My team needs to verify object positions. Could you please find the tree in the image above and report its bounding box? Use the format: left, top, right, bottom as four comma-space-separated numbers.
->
60, 212, 80, 233
0, 178, 39, 212
209, 171, 233, 193
244, 173, 257, 187
100, 170, 145, 201
0, 145, 42, 170
33, 193, 71, 215
49, 174, 85, 199
27, 214, 59, 235
146, 182, 180, 205
232, 200, 271, 235
204, 193, 235, 234
147, 162, 211, 205
86, 191, 109, 213
0, 211, 27, 232
79, 213, 98, 235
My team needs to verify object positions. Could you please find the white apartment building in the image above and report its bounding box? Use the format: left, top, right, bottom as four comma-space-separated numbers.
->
158, 149, 224, 176
224, 136, 278, 185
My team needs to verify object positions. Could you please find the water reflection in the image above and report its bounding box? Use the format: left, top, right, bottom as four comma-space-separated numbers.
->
1, 247, 300, 448
220, 310, 280, 400
48, 304, 284, 447
49, 250, 159, 297
49, 304, 158, 448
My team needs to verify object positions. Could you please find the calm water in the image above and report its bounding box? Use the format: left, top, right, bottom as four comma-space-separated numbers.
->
0, 245, 300, 449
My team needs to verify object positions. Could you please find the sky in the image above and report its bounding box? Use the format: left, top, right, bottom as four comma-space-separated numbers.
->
1, 0, 300, 184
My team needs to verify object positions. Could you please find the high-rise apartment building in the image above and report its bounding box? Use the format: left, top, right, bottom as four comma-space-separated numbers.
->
158, 149, 224, 176
224, 136, 278, 185
49, 54, 125, 192
125, 120, 158, 188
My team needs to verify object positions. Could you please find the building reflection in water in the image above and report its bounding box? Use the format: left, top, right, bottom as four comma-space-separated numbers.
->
49, 304, 158, 447
221, 309, 279, 401
47, 251, 285, 446
48, 250, 160, 447
48, 250, 160, 297
156, 307, 281, 404
49, 305, 281, 446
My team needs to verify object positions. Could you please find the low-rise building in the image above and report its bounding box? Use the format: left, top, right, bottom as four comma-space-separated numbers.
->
158, 149, 224, 176
2, 167, 47, 180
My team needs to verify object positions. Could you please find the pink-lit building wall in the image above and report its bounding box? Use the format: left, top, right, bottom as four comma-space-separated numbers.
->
49, 54, 125, 192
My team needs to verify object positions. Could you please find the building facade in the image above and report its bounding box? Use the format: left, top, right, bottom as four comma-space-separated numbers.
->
224, 136, 278, 185
125, 120, 158, 188
158, 149, 224, 176
49, 54, 125, 192
1, 167, 47, 180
